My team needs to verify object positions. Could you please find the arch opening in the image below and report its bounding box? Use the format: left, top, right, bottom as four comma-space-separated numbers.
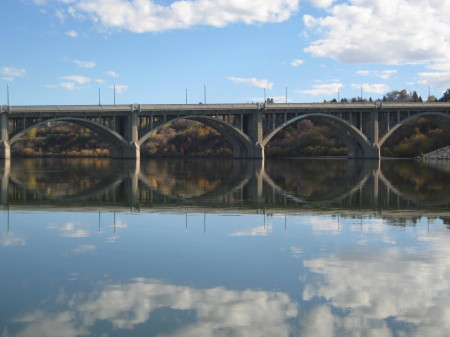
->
10, 120, 121, 157
138, 116, 254, 158
380, 113, 450, 158
263, 114, 370, 159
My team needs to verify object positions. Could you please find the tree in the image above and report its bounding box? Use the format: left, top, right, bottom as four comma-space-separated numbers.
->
384, 89, 409, 102
383, 89, 423, 102
439, 89, 450, 102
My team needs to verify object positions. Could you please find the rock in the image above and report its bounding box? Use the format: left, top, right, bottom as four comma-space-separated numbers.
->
416, 146, 450, 160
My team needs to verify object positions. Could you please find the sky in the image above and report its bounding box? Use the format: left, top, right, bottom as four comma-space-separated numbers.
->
1, 0, 450, 105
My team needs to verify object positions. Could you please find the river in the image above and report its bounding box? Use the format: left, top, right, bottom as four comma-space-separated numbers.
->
1, 158, 450, 337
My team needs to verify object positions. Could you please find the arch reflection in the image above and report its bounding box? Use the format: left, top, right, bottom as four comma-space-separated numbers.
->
0, 158, 449, 210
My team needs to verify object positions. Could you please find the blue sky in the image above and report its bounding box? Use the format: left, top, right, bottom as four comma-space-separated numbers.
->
1, 0, 450, 105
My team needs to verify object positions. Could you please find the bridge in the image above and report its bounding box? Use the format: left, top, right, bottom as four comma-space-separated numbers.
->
1, 102, 450, 159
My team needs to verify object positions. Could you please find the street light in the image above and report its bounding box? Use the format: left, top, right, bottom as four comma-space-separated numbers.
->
204, 84, 206, 104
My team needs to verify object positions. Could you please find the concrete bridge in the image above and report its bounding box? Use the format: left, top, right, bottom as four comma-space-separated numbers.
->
1, 102, 450, 159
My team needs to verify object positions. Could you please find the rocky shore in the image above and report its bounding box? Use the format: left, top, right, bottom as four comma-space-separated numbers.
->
416, 146, 450, 160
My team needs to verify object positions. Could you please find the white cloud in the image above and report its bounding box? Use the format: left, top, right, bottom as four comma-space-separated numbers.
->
60, 75, 91, 84
227, 76, 274, 89
64, 0, 300, 33
106, 71, 119, 78
73, 60, 96, 68
66, 30, 78, 37
0, 66, 26, 79
229, 225, 272, 236
417, 62, 450, 89
307, 217, 340, 231
306, 0, 336, 8
56, 82, 79, 90
47, 221, 91, 236
0, 233, 27, 246
357, 70, 397, 79
418, 71, 450, 88
9, 278, 298, 337
94, 79, 105, 84
304, 0, 450, 65
46, 83, 73, 90
73, 245, 96, 253
110, 84, 128, 93
351, 83, 389, 94
290, 59, 304, 67
302, 230, 450, 337
296, 82, 342, 96
55, 8, 67, 22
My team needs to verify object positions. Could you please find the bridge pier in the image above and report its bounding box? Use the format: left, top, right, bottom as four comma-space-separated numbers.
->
247, 142, 264, 160
0, 112, 10, 159
364, 144, 381, 159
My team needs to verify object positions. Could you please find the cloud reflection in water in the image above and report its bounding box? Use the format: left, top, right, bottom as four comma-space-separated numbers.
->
6, 279, 297, 337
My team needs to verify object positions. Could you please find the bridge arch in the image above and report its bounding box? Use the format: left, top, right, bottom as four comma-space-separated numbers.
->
262, 113, 373, 158
137, 115, 255, 158
8, 117, 134, 158
379, 112, 450, 148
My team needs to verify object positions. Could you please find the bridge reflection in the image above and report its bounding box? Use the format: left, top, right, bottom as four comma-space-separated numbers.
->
1, 158, 450, 211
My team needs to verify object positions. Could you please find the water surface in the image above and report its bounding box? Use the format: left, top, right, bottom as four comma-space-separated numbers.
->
1, 158, 450, 337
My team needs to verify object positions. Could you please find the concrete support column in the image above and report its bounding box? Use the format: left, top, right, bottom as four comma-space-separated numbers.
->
121, 106, 140, 159
370, 108, 381, 159
358, 108, 380, 159
0, 112, 10, 159
371, 108, 379, 145
247, 110, 264, 159
129, 107, 139, 143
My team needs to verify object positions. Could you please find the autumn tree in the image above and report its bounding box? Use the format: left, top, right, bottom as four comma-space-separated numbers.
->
439, 89, 450, 102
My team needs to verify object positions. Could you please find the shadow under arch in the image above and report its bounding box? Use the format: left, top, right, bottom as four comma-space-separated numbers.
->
137, 115, 254, 158
9, 117, 129, 156
379, 112, 450, 148
261, 159, 373, 205
262, 113, 372, 158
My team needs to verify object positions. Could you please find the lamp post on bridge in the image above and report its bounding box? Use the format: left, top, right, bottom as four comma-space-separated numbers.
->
204, 84, 206, 104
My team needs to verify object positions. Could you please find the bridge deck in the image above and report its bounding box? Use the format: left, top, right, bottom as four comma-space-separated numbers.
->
3, 102, 450, 117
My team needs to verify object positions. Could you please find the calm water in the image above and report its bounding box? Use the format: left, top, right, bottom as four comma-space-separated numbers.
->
1, 158, 450, 337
